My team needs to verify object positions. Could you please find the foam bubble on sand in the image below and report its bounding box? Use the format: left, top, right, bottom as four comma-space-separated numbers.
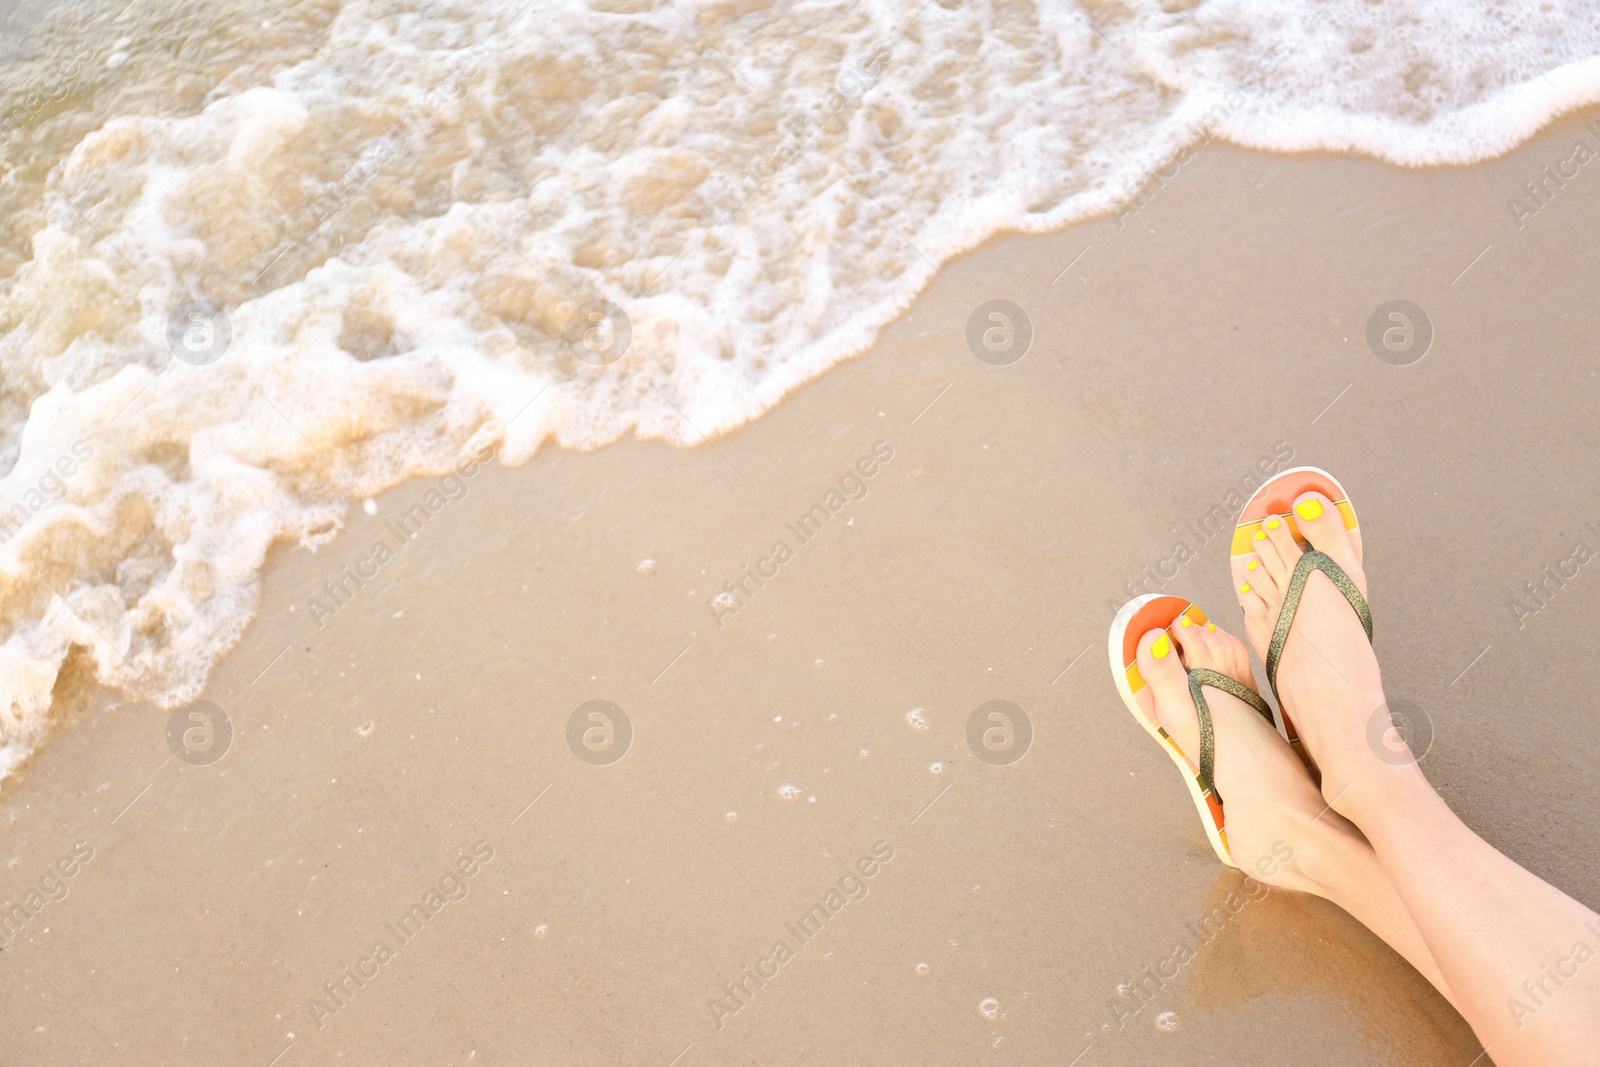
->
1, 0, 1598, 775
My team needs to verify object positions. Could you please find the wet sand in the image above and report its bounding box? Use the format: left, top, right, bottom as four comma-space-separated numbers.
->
4, 108, 1600, 1065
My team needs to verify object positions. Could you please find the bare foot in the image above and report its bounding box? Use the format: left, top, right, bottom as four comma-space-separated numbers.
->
1132, 615, 1359, 891
1230, 491, 1389, 813
1131, 612, 1455, 1002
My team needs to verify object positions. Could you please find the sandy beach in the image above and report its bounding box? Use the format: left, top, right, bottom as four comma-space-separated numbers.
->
2, 93, 1598, 1063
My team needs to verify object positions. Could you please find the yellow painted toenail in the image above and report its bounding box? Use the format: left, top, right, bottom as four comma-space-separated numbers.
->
1266, 517, 1282, 530
1239, 582, 1251, 594
1296, 499, 1324, 521
1179, 617, 1192, 628
1254, 530, 1267, 541
1246, 559, 1259, 571
1151, 633, 1171, 659
1206, 623, 1216, 631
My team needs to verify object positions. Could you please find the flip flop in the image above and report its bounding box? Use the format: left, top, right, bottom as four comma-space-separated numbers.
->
1232, 465, 1373, 714
1108, 593, 1277, 868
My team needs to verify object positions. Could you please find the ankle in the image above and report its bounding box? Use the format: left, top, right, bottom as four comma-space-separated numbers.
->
1332, 756, 1435, 828
1277, 816, 1368, 901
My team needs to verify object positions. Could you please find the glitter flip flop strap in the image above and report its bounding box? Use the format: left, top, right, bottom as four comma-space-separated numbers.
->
1187, 667, 1274, 802
1265, 549, 1373, 706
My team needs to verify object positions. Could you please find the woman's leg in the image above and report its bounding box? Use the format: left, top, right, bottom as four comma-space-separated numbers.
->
1233, 491, 1600, 1065
1131, 618, 1458, 1010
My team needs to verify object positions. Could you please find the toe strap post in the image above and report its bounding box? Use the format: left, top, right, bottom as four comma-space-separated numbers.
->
1265, 549, 1373, 705
1186, 667, 1274, 802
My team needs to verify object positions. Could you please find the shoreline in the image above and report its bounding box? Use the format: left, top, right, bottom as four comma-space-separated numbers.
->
4, 107, 1600, 1063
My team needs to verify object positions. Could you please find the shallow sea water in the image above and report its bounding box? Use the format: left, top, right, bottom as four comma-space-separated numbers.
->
1, 0, 1598, 775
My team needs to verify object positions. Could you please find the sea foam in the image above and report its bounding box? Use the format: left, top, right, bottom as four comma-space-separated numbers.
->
1, 0, 1598, 777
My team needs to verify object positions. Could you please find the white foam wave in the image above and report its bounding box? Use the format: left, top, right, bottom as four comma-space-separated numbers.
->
1, 0, 1598, 776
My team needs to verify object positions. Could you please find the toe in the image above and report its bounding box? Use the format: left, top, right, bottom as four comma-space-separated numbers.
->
1136, 626, 1185, 691
1261, 513, 1303, 578
1232, 553, 1272, 606
1231, 561, 1275, 658
1136, 625, 1197, 755
1172, 614, 1212, 668
1293, 491, 1366, 595
1205, 621, 1255, 687
1243, 542, 1281, 591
